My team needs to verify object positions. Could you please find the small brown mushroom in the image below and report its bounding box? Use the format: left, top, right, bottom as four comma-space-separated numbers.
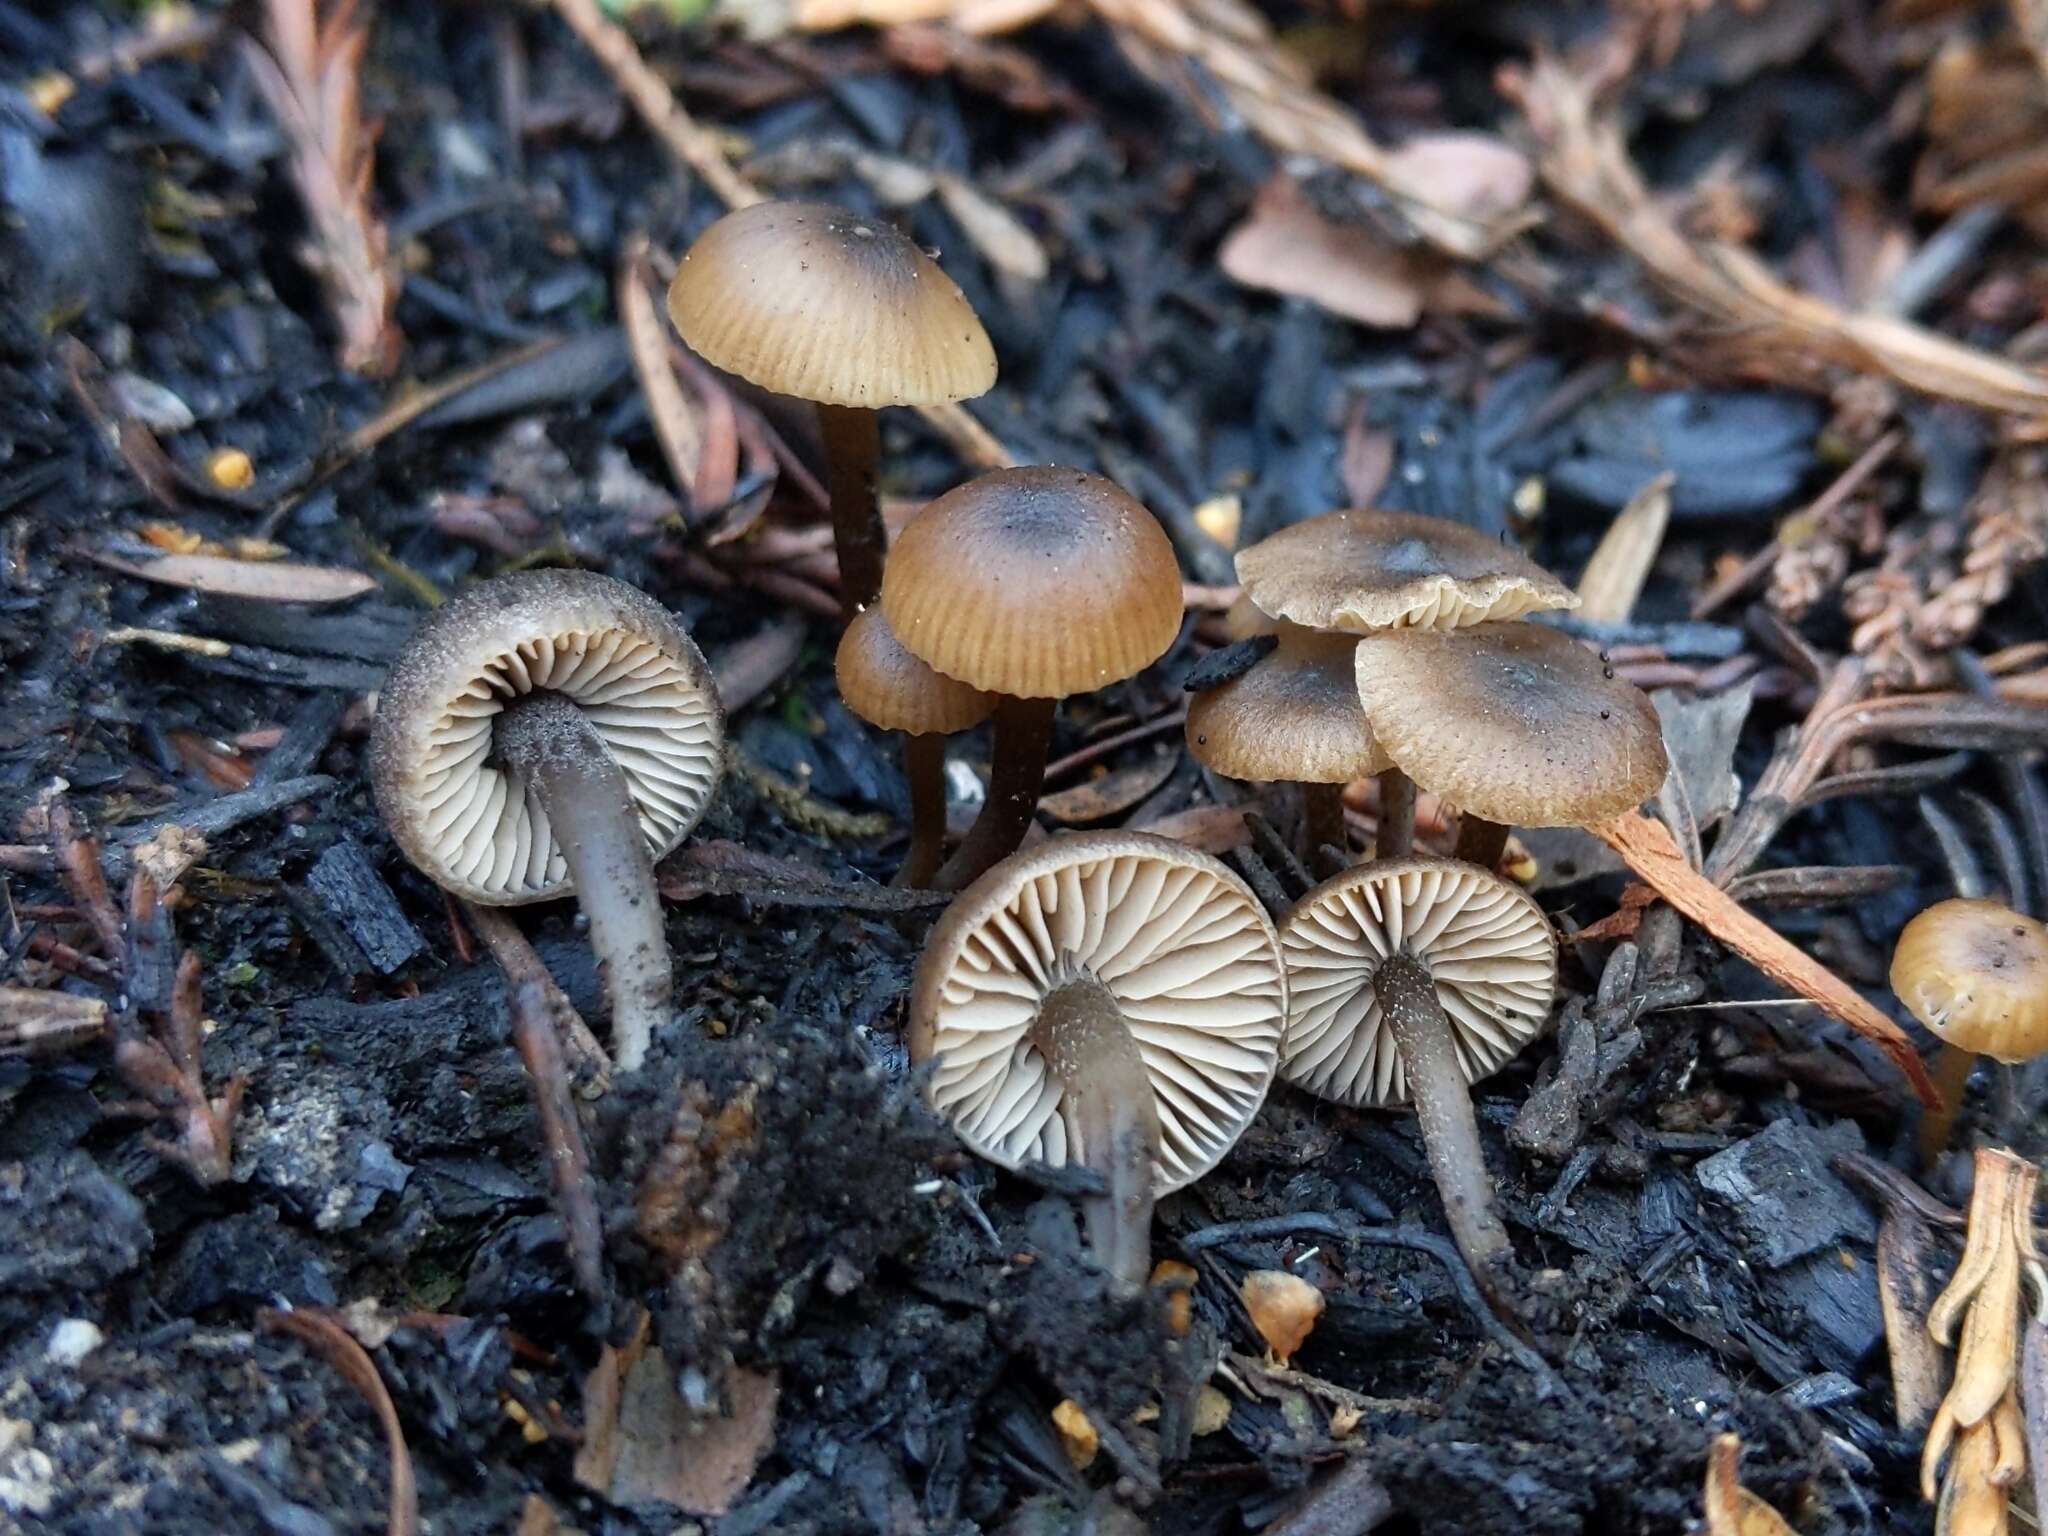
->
1240, 1270, 1324, 1367
666, 201, 996, 620
1280, 855, 1557, 1310
372, 571, 724, 1072
882, 467, 1184, 888
1186, 626, 1387, 862
911, 831, 1288, 1283
1891, 898, 2048, 1159
1350, 620, 1667, 871
835, 608, 995, 887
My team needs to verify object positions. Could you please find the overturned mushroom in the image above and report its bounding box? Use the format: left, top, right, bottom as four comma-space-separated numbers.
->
372, 571, 724, 1072
911, 831, 1288, 1283
1280, 856, 1556, 1308
836, 607, 995, 887
667, 201, 996, 619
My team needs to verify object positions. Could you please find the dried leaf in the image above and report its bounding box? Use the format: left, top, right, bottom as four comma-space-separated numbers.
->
620, 238, 705, 509
0, 986, 108, 1055
1878, 1200, 1950, 1433
1219, 175, 1430, 328
1653, 680, 1753, 834
1134, 803, 1251, 853
1588, 811, 1940, 1106
1380, 132, 1536, 230
1039, 756, 1179, 825
1576, 472, 1674, 623
88, 548, 375, 603
1703, 1435, 1799, 1536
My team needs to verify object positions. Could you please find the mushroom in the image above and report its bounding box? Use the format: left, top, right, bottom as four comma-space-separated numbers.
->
835, 607, 995, 887
1234, 509, 1578, 859
1891, 897, 2048, 1159
1186, 626, 1388, 863
911, 831, 1288, 1283
1241, 1270, 1324, 1368
1279, 856, 1557, 1306
1349, 620, 1666, 871
882, 467, 1185, 889
666, 200, 996, 620
372, 571, 724, 1072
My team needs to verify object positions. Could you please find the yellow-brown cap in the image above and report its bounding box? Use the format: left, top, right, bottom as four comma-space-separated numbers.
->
881, 466, 1184, 698
667, 201, 996, 408
1186, 628, 1387, 783
835, 607, 996, 736
1351, 621, 1665, 826
1235, 509, 1578, 632
371, 570, 725, 904
1890, 899, 2048, 1062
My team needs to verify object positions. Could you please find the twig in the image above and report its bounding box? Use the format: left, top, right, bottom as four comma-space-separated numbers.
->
1347, 1226, 1562, 1393
508, 976, 609, 1309
463, 904, 611, 1084
259, 1308, 420, 1536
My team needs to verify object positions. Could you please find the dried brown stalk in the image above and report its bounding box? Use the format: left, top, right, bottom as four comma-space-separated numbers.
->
0, 986, 107, 1055
241, 0, 401, 377
1703, 1434, 1799, 1536
260, 1307, 420, 1536
1505, 55, 2048, 425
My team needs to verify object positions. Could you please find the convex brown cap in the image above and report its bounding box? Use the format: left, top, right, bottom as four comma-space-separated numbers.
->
1235, 509, 1578, 632
911, 831, 1287, 1191
1352, 621, 1665, 826
1891, 899, 2048, 1062
836, 608, 996, 736
1187, 627, 1387, 783
667, 201, 996, 408
371, 570, 724, 903
881, 466, 1184, 699
1280, 856, 1557, 1106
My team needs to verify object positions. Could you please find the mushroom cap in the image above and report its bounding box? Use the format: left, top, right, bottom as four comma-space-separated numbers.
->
835, 607, 996, 736
1890, 899, 2048, 1062
371, 570, 725, 905
910, 830, 1288, 1193
1235, 509, 1579, 633
1279, 856, 1557, 1107
1352, 621, 1666, 826
1186, 628, 1388, 783
666, 201, 996, 408
881, 467, 1185, 698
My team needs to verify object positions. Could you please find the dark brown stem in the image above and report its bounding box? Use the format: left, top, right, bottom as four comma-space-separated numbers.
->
1302, 782, 1348, 868
1376, 952, 1517, 1313
936, 693, 1057, 891
496, 692, 670, 1073
1377, 768, 1416, 859
1455, 816, 1511, 872
466, 902, 612, 1086
818, 402, 885, 621
1917, 1042, 1976, 1166
1032, 974, 1158, 1285
896, 732, 948, 889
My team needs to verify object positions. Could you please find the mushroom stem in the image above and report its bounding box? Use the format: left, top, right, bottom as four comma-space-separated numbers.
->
937, 693, 1057, 891
1455, 816, 1511, 872
896, 733, 948, 889
1917, 1043, 1977, 1166
1375, 951, 1518, 1308
1033, 973, 1160, 1285
495, 692, 672, 1073
1303, 782, 1348, 867
1376, 768, 1415, 859
817, 403, 886, 621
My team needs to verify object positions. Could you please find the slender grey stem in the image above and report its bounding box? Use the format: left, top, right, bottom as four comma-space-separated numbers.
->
1033, 974, 1158, 1285
818, 403, 885, 622
937, 693, 1057, 891
1376, 951, 1516, 1311
1455, 816, 1510, 871
496, 692, 671, 1073
1377, 768, 1415, 859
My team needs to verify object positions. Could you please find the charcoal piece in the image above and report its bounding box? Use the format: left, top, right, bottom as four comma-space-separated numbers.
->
1766, 1251, 1885, 1377
0, 1151, 148, 1300
160, 1210, 337, 1315
303, 838, 425, 975
1695, 1119, 1875, 1268
1551, 390, 1822, 519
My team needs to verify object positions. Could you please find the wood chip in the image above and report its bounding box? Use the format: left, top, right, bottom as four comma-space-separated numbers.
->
88, 548, 375, 603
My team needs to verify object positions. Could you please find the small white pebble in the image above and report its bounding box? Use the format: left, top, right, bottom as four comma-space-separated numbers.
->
45, 1319, 102, 1367
911, 1179, 944, 1196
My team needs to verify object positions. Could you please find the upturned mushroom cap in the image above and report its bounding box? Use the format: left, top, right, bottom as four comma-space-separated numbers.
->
667, 201, 996, 408
911, 830, 1288, 1192
1186, 628, 1388, 783
1891, 899, 2048, 1062
836, 608, 996, 737
371, 570, 725, 904
1280, 856, 1557, 1107
881, 467, 1185, 699
1351, 621, 1666, 826
1235, 509, 1578, 633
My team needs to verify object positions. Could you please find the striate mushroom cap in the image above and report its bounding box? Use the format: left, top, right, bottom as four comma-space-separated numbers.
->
667, 200, 996, 408
1235, 508, 1578, 633
371, 570, 724, 905
1351, 621, 1666, 827
1186, 628, 1388, 783
1279, 856, 1557, 1107
911, 830, 1288, 1192
881, 466, 1185, 699
836, 607, 996, 737
1891, 899, 2048, 1062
